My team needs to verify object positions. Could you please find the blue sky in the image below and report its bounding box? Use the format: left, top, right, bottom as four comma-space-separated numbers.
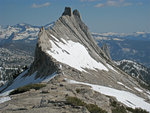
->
0, 0, 150, 33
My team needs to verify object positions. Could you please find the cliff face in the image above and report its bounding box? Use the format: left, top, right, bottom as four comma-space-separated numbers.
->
26, 28, 59, 78
101, 44, 112, 60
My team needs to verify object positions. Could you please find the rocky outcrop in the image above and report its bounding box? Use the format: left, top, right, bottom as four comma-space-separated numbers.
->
62, 7, 72, 16
73, 9, 81, 19
101, 44, 111, 60
26, 28, 59, 78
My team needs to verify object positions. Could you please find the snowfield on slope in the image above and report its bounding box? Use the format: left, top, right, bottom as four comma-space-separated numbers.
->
47, 35, 108, 72
0, 70, 57, 94
66, 79, 150, 112
0, 70, 57, 104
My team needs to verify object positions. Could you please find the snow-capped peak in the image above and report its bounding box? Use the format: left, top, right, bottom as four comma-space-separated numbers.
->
0, 22, 55, 42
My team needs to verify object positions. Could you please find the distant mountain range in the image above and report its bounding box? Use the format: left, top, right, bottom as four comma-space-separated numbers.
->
92, 32, 150, 40
93, 32, 150, 67
1, 23, 150, 43
0, 22, 54, 43
0, 23, 54, 67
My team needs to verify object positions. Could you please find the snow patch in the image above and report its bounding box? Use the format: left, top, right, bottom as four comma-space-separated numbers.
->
50, 34, 59, 42
117, 82, 132, 91
47, 36, 108, 72
0, 70, 57, 104
144, 91, 150, 99
107, 63, 118, 73
117, 82, 124, 86
146, 91, 150, 95
0, 96, 11, 104
42, 72, 57, 82
0, 80, 5, 85
67, 79, 150, 112
134, 87, 143, 93
0, 70, 57, 96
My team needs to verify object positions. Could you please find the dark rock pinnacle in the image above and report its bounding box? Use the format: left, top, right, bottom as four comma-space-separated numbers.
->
40, 26, 45, 32
73, 9, 81, 19
62, 7, 72, 16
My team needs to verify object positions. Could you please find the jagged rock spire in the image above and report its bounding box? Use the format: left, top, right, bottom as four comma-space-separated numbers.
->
62, 7, 72, 16
28, 7, 111, 78
101, 44, 112, 60
62, 7, 81, 20
73, 9, 81, 19
40, 26, 45, 32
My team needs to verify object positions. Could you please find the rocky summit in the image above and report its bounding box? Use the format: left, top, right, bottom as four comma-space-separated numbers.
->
0, 7, 150, 113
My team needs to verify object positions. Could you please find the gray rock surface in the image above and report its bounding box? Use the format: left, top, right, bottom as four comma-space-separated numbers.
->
26, 28, 59, 78
101, 43, 111, 60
